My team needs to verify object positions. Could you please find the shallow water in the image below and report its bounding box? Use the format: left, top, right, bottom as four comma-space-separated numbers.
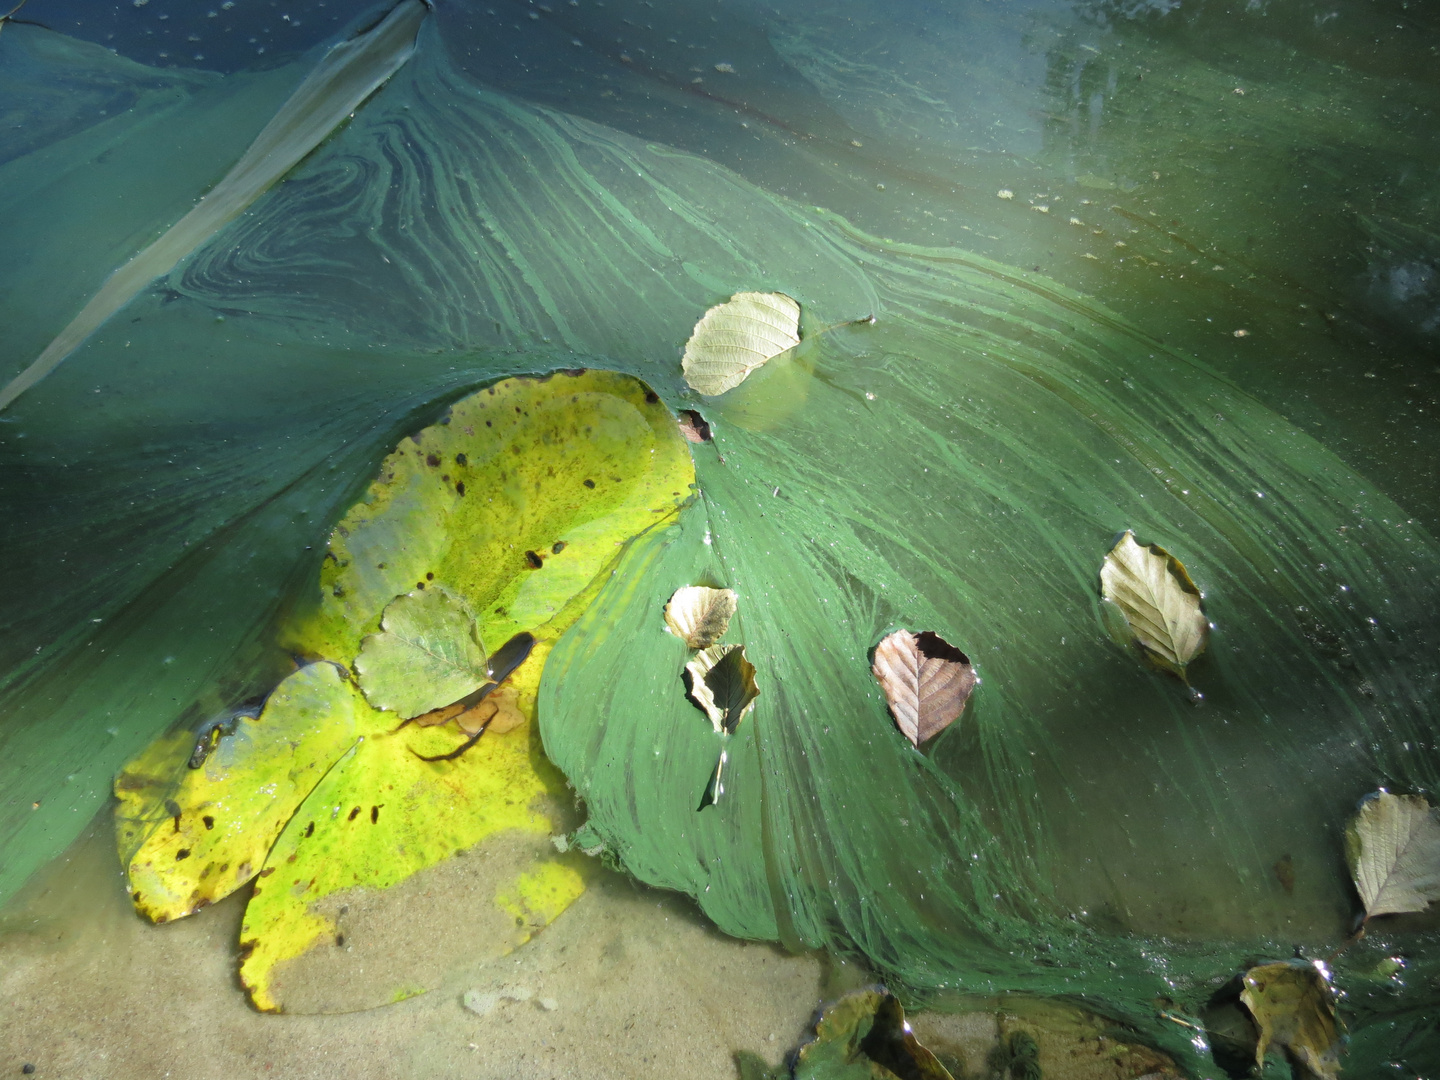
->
2, 0, 1438, 1076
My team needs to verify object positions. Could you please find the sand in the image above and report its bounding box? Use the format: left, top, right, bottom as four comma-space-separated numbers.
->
1, 817, 1181, 1080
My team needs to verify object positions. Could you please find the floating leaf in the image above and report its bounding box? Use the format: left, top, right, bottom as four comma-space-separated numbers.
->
355, 587, 488, 719
685, 643, 760, 735
871, 629, 976, 747
664, 585, 738, 649
681, 291, 801, 396
114, 663, 369, 923
1099, 530, 1208, 679
792, 987, 955, 1080
1239, 961, 1343, 1080
1345, 790, 1440, 919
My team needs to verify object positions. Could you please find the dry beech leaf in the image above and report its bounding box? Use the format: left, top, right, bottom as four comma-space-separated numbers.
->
1099, 530, 1208, 680
665, 585, 738, 650
871, 630, 976, 746
677, 409, 712, 443
1345, 790, 1440, 920
685, 644, 759, 735
1239, 961, 1343, 1080
681, 291, 801, 396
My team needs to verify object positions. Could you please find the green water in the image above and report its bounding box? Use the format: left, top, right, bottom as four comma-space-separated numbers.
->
2, 0, 1438, 1075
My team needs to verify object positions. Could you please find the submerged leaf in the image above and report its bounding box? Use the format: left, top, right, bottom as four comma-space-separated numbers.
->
681, 291, 801, 396
114, 663, 369, 923
1099, 530, 1208, 679
871, 629, 976, 747
1345, 790, 1440, 919
285, 371, 692, 666
355, 587, 488, 719
665, 585, 738, 649
792, 987, 955, 1080
237, 636, 585, 1013
1239, 961, 1343, 1080
685, 643, 760, 735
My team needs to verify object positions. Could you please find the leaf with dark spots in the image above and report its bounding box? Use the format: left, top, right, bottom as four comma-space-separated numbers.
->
871, 629, 976, 746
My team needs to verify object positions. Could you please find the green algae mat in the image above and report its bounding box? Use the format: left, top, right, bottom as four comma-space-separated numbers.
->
3, 0, 1440, 1072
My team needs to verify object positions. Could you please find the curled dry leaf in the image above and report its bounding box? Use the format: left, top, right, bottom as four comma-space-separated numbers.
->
665, 585, 738, 649
677, 409, 712, 443
793, 987, 955, 1080
681, 291, 801, 396
1099, 530, 1208, 680
871, 630, 976, 747
1345, 790, 1440, 920
455, 687, 526, 736
685, 644, 760, 735
1239, 961, 1343, 1080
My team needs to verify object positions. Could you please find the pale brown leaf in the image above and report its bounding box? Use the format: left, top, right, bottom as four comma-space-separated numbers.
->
685, 644, 759, 735
665, 585, 738, 649
1345, 790, 1440, 919
871, 630, 976, 746
1099, 530, 1208, 679
681, 292, 801, 396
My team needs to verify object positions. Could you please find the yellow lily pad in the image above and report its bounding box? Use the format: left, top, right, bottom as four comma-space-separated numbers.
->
285, 370, 694, 665
237, 638, 584, 1012
114, 663, 373, 923
116, 370, 694, 1011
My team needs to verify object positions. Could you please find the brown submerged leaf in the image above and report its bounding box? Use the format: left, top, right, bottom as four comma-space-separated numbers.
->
1239, 961, 1343, 1080
665, 585, 738, 649
871, 630, 976, 746
677, 409, 712, 443
1345, 790, 1440, 920
1099, 530, 1208, 680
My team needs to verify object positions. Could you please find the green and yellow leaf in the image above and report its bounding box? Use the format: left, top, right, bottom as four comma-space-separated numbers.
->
114, 663, 374, 923
285, 370, 695, 665
237, 636, 582, 1012
355, 586, 488, 718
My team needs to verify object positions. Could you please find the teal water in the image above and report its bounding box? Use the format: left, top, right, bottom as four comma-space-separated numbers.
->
1, 0, 1438, 1075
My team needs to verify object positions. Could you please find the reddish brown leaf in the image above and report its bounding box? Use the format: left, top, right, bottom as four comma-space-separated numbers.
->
871, 630, 976, 746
